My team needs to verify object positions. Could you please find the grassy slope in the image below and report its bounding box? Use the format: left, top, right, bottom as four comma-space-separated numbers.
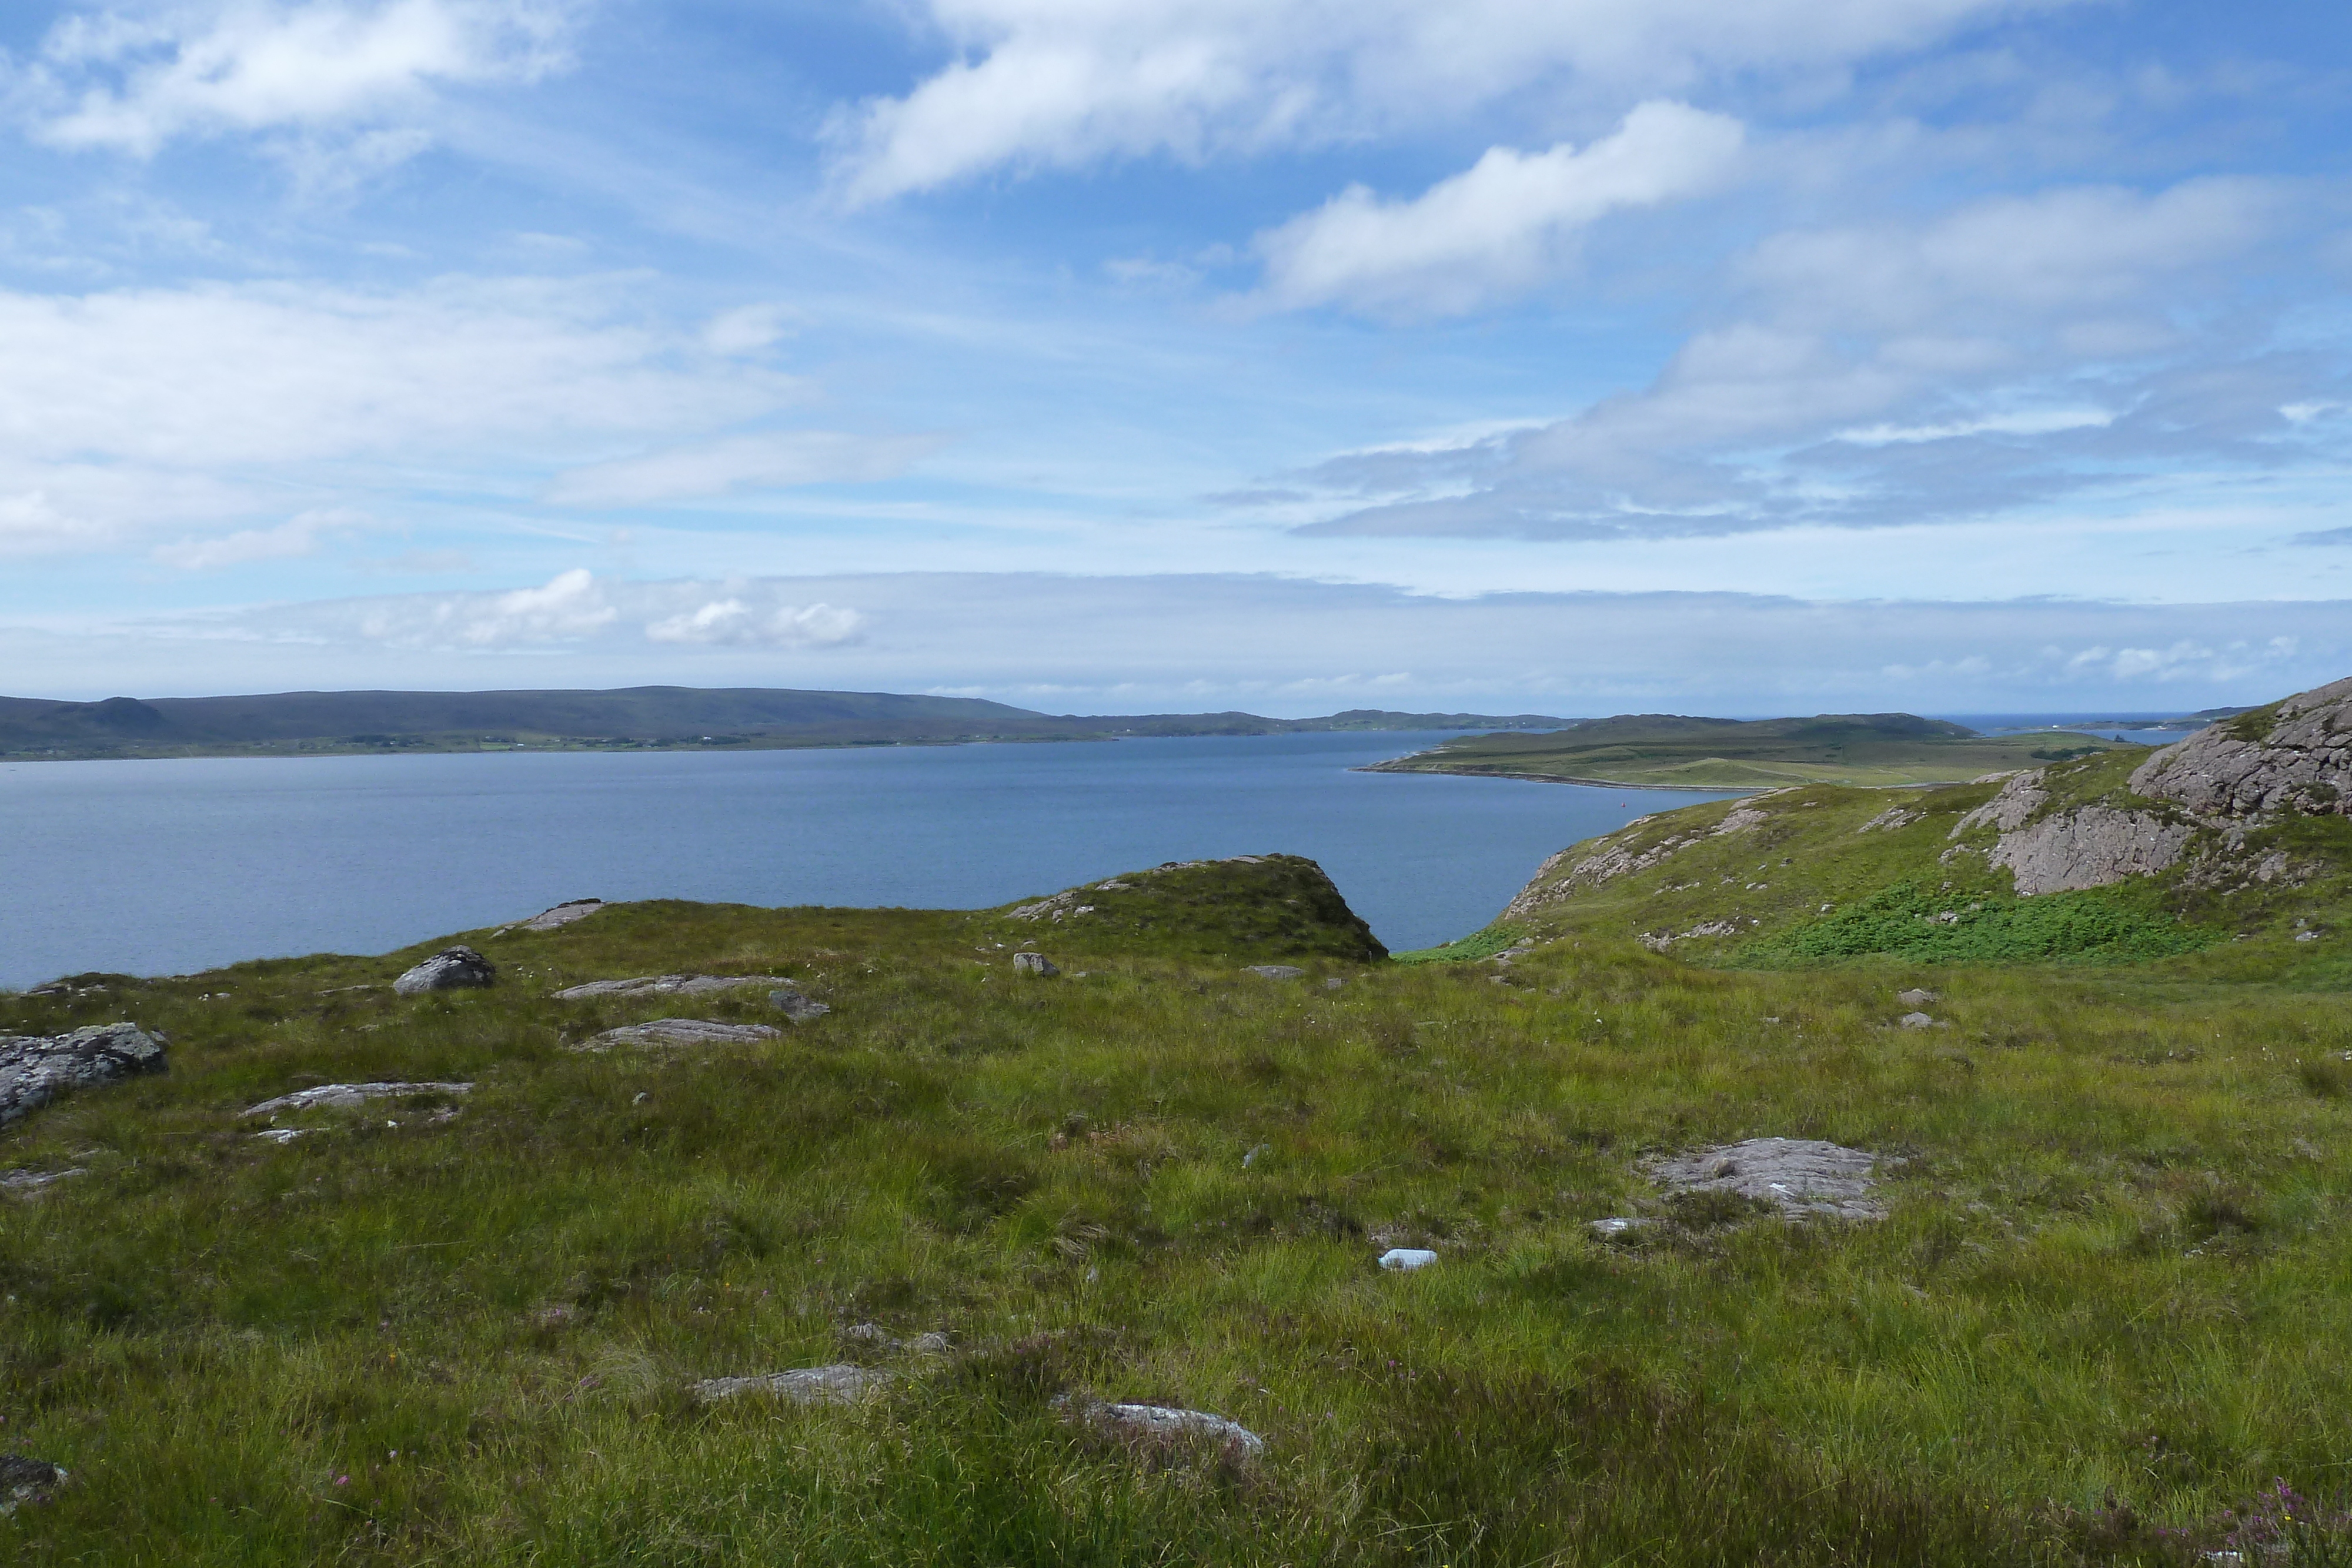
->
1370, 713, 2132, 790
1, 849, 2349, 1563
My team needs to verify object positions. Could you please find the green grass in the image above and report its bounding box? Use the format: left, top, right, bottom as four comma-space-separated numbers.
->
1747, 879, 2217, 965
2, 848, 2351, 1564
1388, 924, 1529, 964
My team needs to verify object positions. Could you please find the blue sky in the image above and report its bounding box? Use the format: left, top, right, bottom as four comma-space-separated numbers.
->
0, 0, 2347, 714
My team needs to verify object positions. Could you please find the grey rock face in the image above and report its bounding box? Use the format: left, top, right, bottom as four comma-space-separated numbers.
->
577, 1018, 782, 1051
523, 899, 604, 931
1068, 1398, 1265, 1458
2131, 676, 2352, 820
1987, 807, 2196, 895
0, 1022, 168, 1129
692, 1363, 888, 1404
392, 946, 495, 997
245, 1081, 473, 1118
554, 973, 795, 999
1012, 952, 1059, 976
1242, 965, 1304, 979
770, 989, 831, 1021
1651, 1136, 1892, 1220
0, 1455, 68, 1514
1949, 771, 2050, 838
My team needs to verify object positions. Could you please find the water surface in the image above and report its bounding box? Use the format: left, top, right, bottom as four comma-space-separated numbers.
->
0, 733, 1736, 988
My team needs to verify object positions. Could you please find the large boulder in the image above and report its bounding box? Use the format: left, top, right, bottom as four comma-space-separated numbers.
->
2131, 676, 2352, 820
393, 946, 496, 997
0, 1022, 168, 1128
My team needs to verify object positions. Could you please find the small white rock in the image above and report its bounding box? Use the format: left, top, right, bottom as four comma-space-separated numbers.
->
1378, 1247, 1438, 1271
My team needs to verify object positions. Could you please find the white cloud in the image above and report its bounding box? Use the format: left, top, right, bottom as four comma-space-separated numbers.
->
644, 599, 864, 647
701, 303, 801, 356
0, 275, 806, 553
367, 565, 617, 646
18, 0, 573, 158
1295, 175, 2323, 539
1253, 101, 1743, 316
149, 506, 371, 569
836, 0, 2064, 202
544, 432, 946, 508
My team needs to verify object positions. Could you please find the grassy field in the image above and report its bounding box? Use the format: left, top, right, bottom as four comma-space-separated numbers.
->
2, 824, 2349, 1564
1367, 713, 2132, 790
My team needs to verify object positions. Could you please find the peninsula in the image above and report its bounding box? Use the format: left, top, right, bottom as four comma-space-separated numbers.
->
1364, 710, 2133, 790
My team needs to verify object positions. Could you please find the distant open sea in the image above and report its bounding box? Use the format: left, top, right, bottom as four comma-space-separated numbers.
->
0, 733, 1741, 991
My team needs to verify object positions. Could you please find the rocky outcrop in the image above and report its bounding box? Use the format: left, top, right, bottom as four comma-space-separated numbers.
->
523, 899, 604, 931
0, 1022, 168, 1128
553, 974, 793, 999
1947, 768, 2196, 895
2130, 676, 2352, 820
1012, 952, 1059, 976
1505, 802, 1781, 920
393, 946, 495, 996
1651, 1137, 1891, 1220
1986, 806, 2197, 896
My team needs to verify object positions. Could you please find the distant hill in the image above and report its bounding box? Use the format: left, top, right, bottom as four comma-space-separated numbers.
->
0, 687, 1572, 760
1365, 711, 2133, 790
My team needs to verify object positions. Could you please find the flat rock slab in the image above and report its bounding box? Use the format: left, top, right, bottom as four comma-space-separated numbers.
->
1, 1168, 86, 1193
553, 974, 794, 999
693, 1364, 888, 1405
579, 1019, 782, 1051
1651, 1136, 1892, 1220
0, 1022, 168, 1129
1243, 965, 1305, 979
524, 900, 605, 931
245, 1081, 474, 1118
1071, 1399, 1266, 1458
393, 946, 495, 997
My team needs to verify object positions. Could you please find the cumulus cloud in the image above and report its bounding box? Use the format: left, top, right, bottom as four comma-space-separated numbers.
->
1287, 175, 2338, 539
1252, 101, 1743, 316
834, 0, 2060, 202
644, 599, 864, 646
14, 0, 573, 158
543, 432, 946, 507
312, 571, 868, 652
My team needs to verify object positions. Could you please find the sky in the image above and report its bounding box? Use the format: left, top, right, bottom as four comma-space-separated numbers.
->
0, 0, 2347, 717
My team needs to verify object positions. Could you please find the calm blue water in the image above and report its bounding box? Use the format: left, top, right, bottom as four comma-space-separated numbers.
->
0, 734, 1736, 989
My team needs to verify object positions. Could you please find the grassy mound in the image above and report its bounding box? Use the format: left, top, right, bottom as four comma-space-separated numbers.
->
972, 853, 1387, 963
2, 858, 2351, 1563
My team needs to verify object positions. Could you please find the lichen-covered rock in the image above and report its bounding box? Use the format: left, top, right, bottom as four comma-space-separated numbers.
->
553, 974, 793, 999
1651, 1137, 1891, 1220
1012, 952, 1059, 976
1064, 1396, 1266, 1459
523, 899, 604, 931
1948, 771, 2050, 838
576, 1019, 781, 1051
692, 1364, 887, 1404
2130, 676, 2352, 820
1986, 806, 2197, 895
0, 1455, 68, 1514
0, 1022, 168, 1128
392, 946, 495, 996
244, 1082, 472, 1118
